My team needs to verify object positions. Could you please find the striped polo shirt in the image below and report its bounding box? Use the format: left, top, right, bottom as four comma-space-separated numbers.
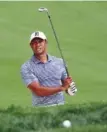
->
21, 54, 67, 106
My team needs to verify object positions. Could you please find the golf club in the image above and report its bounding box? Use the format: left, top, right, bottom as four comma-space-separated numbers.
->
38, 7, 77, 95
38, 7, 69, 77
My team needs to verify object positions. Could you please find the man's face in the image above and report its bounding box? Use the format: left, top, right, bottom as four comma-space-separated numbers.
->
30, 38, 47, 55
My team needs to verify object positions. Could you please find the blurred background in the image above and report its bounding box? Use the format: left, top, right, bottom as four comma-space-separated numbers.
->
0, 1, 107, 108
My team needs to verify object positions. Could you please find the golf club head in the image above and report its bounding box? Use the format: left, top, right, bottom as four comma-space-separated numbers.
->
38, 7, 48, 12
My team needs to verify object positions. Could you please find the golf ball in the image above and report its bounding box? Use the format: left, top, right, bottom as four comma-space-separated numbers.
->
62, 120, 71, 128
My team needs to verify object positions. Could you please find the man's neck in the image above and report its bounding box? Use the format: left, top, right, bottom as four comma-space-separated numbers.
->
35, 53, 48, 63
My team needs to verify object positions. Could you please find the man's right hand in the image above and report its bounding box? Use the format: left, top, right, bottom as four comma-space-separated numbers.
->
61, 77, 72, 91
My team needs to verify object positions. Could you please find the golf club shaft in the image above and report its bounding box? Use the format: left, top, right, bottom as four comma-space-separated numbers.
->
46, 12, 69, 77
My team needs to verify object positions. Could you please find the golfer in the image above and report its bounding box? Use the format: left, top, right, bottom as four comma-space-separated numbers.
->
21, 31, 73, 107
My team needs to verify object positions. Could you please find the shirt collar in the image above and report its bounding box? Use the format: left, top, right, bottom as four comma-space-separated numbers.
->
31, 54, 53, 64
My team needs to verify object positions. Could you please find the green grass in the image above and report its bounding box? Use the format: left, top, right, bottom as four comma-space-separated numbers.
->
0, 102, 107, 132
0, 1, 107, 109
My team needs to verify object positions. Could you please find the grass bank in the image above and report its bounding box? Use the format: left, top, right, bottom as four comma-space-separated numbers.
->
0, 102, 107, 132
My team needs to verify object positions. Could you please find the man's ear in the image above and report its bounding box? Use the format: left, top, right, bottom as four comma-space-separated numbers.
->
30, 43, 32, 48
45, 40, 48, 44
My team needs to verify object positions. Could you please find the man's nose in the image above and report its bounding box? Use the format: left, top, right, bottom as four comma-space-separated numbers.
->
36, 42, 41, 46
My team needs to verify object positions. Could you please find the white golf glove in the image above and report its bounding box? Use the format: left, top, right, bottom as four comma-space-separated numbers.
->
67, 82, 77, 96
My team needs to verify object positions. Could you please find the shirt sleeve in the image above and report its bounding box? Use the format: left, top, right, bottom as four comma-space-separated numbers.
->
20, 63, 39, 87
61, 68, 67, 80
60, 59, 68, 80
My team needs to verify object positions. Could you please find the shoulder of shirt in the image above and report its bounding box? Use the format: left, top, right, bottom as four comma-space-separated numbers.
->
21, 55, 63, 69
21, 59, 32, 70
50, 55, 64, 64
50, 55, 63, 61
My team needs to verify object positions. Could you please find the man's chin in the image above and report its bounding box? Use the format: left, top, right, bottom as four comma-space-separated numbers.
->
35, 52, 44, 55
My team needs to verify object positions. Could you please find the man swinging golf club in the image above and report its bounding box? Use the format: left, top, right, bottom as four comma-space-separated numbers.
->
21, 7, 77, 107
21, 31, 77, 107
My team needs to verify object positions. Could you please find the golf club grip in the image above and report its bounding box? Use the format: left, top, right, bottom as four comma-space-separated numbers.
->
47, 13, 70, 77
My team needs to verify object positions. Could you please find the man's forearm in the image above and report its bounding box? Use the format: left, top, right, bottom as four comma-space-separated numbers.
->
29, 85, 63, 96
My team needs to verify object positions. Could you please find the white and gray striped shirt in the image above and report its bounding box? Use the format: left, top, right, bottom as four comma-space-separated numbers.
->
21, 54, 67, 106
